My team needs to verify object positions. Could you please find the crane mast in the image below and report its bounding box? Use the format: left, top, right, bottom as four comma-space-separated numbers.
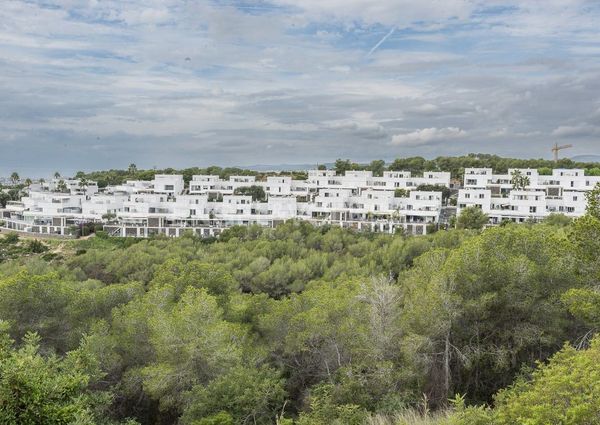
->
552, 143, 573, 162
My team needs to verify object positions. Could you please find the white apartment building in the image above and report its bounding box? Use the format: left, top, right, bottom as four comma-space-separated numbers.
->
152, 175, 184, 195
0, 169, 451, 237
458, 168, 600, 224
30, 178, 100, 196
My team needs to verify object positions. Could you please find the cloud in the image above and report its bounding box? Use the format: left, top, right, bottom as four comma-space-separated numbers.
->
2, 0, 600, 176
552, 124, 600, 138
270, 0, 476, 27
390, 127, 467, 146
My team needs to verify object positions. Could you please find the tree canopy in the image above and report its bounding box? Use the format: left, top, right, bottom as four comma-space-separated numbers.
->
0, 189, 599, 424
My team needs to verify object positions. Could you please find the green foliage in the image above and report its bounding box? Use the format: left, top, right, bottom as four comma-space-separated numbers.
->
297, 383, 368, 425
456, 206, 488, 230
141, 288, 247, 411
0, 326, 134, 425
56, 179, 69, 193
510, 169, 531, 190
491, 336, 600, 424
447, 394, 493, 425
587, 167, 600, 176
0, 191, 10, 208
585, 182, 600, 219
543, 213, 572, 227
1, 232, 19, 244
1, 211, 600, 424
233, 185, 267, 201
562, 287, 600, 329
27, 239, 48, 253
74, 154, 600, 188
395, 188, 409, 198
181, 366, 286, 425
0, 271, 142, 351
416, 184, 451, 202
334, 159, 363, 175
402, 225, 579, 404
367, 159, 386, 177
190, 412, 234, 425
389, 153, 600, 179
570, 214, 600, 282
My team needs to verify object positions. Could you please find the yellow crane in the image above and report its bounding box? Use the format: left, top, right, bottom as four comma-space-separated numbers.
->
552, 143, 573, 162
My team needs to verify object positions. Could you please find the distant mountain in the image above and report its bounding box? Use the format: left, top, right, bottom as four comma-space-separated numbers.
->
572, 155, 600, 163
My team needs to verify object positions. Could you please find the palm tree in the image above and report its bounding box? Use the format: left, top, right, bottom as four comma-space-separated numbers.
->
128, 163, 138, 174
54, 171, 61, 179
10, 172, 19, 185
57, 179, 68, 193
78, 178, 89, 196
24, 178, 32, 186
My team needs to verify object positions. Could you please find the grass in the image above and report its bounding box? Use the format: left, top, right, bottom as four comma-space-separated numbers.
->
367, 409, 451, 425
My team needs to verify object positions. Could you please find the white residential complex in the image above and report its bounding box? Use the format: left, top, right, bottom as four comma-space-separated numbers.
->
1, 170, 450, 237
458, 168, 600, 224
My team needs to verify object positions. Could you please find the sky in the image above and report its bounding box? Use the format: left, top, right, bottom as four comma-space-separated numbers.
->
1, 0, 600, 176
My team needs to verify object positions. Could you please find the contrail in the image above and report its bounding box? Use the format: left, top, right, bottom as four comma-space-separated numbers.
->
367, 27, 396, 56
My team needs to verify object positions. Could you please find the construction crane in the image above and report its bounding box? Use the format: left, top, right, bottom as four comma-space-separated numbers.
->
552, 143, 573, 162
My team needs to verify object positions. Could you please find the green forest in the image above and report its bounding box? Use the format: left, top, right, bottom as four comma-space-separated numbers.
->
67, 153, 600, 189
2, 187, 600, 424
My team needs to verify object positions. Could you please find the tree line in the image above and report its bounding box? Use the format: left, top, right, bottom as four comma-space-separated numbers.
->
37, 154, 600, 189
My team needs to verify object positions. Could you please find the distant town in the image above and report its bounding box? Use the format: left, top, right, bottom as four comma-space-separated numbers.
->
1, 156, 600, 238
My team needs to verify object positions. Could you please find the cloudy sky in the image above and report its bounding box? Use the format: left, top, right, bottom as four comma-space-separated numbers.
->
1, 0, 600, 175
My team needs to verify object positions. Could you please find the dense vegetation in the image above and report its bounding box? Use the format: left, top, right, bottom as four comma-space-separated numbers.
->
1, 185, 600, 424
335, 154, 600, 179
66, 154, 600, 189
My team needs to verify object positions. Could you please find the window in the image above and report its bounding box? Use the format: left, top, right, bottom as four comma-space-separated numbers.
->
165, 185, 174, 191
479, 193, 485, 199
530, 206, 536, 213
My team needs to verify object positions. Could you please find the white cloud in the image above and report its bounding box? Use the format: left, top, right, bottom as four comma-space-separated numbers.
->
552, 124, 600, 138
1, 0, 600, 174
390, 127, 467, 146
270, 0, 475, 26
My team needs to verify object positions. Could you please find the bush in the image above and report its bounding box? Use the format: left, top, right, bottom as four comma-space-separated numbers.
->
456, 207, 489, 230
27, 239, 48, 254
1, 232, 19, 244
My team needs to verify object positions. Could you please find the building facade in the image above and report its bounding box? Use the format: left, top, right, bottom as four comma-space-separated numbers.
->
457, 168, 600, 224
0, 170, 450, 237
